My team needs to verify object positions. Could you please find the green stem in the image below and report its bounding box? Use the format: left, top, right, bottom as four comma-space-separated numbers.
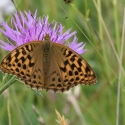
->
0, 75, 17, 94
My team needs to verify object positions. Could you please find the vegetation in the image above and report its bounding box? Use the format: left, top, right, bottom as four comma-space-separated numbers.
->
0, 0, 125, 125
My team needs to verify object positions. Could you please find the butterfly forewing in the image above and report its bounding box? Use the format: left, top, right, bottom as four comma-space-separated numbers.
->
0, 42, 45, 89
52, 42, 97, 86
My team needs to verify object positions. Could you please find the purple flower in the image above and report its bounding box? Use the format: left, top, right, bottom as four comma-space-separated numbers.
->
0, 10, 86, 54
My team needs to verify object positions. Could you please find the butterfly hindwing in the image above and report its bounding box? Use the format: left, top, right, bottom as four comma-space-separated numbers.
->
44, 54, 67, 92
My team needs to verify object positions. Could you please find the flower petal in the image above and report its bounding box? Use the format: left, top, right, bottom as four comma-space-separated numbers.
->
0, 10, 86, 54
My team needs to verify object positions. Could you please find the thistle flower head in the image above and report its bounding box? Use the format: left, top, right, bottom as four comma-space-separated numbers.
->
0, 10, 86, 54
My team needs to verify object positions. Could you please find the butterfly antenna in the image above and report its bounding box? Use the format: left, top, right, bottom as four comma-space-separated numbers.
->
31, 14, 52, 40
30, 14, 43, 40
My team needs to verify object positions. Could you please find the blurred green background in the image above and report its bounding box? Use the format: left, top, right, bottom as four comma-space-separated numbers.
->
0, 0, 125, 125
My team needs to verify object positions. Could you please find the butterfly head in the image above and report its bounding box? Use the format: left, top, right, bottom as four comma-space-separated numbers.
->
43, 34, 51, 41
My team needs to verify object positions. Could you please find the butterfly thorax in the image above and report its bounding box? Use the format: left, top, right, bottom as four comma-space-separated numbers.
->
42, 35, 52, 74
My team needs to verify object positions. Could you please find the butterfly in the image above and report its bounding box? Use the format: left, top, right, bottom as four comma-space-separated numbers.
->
63, 0, 73, 4
0, 34, 97, 92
